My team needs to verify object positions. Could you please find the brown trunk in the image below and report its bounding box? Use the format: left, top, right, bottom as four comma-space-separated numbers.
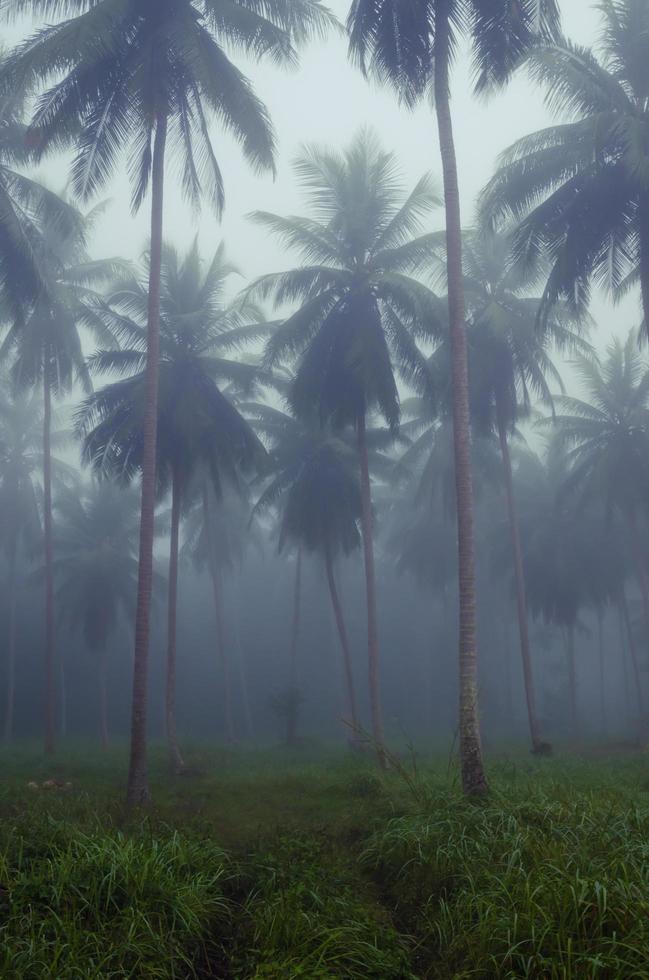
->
288, 547, 302, 692
126, 114, 168, 808
43, 355, 55, 755
434, 16, 486, 794
622, 590, 648, 735
165, 465, 185, 773
203, 483, 235, 743
497, 408, 544, 752
597, 609, 607, 738
357, 413, 386, 768
3, 538, 17, 744
99, 649, 109, 750
324, 544, 359, 743
564, 626, 579, 741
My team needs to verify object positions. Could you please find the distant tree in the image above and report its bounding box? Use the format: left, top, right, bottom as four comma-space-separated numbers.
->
2, 201, 120, 755
0, 0, 335, 805
481, 0, 649, 334
0, 392, 42, 742
251, 131, 443, 765
78, 241, 266, 771
347, 0, 561, 795
52, 482, 140, 748
250, 403, 364, 744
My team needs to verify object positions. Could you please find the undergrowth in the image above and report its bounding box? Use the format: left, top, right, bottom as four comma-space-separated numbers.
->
0, 746, 649, 977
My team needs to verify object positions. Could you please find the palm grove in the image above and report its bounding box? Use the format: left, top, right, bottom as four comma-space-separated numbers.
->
0, 0, 648, 801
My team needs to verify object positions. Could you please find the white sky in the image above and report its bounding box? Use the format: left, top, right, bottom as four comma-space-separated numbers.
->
11, 0, 638, 359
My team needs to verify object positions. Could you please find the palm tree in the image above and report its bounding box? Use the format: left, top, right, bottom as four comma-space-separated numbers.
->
0, 0, 334, 806
347, 0, 561, 794
481, 1, 649, 333
548, 333, 649, 656
77, 240, 266, 774
457, 230, 590, 753
0, 391, 43, 742
1, 200, 119, 755
51, 482, 140, 748
250, 131, 443, 765
250, 403, 363, 743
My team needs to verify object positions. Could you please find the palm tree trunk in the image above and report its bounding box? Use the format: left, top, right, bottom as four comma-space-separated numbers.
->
622, 590, 648, 737
285, 547, 302, 747
233, 585, 254, 740
597, 608, 607, 738
625, 508, 649, 650
60, 660, 67, 740
99, 648, 109, 750
43, 355, 55, 756
357, 413, 386, 768
165, 465, 185, 773
324, 543, 359, 744
127, 113, 168, 808
618, 601, 633, 726
4, 538, 17, 745
202, 484, 235, 744
496, 408, 544, 752
639, 200, 649, 339
564, 626, 579, 742
434, 14, 486, 794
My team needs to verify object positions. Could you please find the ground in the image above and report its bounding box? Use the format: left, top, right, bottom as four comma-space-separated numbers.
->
1, 743, 649, 978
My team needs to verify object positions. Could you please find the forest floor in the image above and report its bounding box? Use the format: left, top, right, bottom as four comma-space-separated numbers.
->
1, 743, 649, 978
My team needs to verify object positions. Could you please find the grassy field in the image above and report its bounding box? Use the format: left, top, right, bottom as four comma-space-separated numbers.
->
1, 744, 649, 978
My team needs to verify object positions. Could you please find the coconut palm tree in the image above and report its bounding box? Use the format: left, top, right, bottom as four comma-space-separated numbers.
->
249, 402, 363, 743
548, 333, 649, 654
51, 481, 140, 748
0, 391, 43, 742
347, 0, 561, 794
1, 200, 120, 756
0, 0, 335, 805
250, 130, 443, 765
480, 0, 649, 332
77, 240, 266, 772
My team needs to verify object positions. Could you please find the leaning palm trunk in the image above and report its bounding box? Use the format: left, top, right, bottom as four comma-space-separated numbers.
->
357, 413, 386, 768
3, 538, 17, 745
434, 16, 486, 794
127, 114, 168, 808
43, 355, 55, 755
165, 466, 185, 773
324, 542, 359, 744
99, 648, 109, 750
496, 408, 544, 753
202, 484, 235, 744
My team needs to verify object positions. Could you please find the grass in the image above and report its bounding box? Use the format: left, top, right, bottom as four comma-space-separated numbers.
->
1, 744, 649, 977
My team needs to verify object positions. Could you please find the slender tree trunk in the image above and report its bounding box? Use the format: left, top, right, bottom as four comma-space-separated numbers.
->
639, 198, 649, 340
618, 601, 633, 727
3, 538, 17, 745
626, 509, 649, 651
165, 465, 185, 773
434, 15, 486, 794
496, 408, 544, 752
286, 547, 302, 746
597, 609, 607, 738
233, 583, 254, 740
43, 355, 55, 755
564, 626, 579, 742
202, 484, 235, 744
357, 413, 386, 768
622, 590, 648, 736
59, 660, 67, 740
126, 114, 168, 808
324, 544, 359, 744
99, 648, 109, 750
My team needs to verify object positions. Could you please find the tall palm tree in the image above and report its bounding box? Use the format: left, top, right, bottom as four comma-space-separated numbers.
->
548, 333, 649, 655
481, 0, 649, 332
0, 391, 43, 742
249, 403, 363, 743
347, 0, 561, 794
250, 131, 443, 765
77, 241, 266, 774
1, 200, 119, 755
51, 482, 140, 748
457, 230, 589, 753
0, 0, 334, 805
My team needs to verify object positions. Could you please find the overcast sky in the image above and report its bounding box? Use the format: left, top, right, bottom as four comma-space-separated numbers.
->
10, 1, 637, 355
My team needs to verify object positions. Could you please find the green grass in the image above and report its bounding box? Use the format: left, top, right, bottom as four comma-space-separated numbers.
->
1, 745, 649, 977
